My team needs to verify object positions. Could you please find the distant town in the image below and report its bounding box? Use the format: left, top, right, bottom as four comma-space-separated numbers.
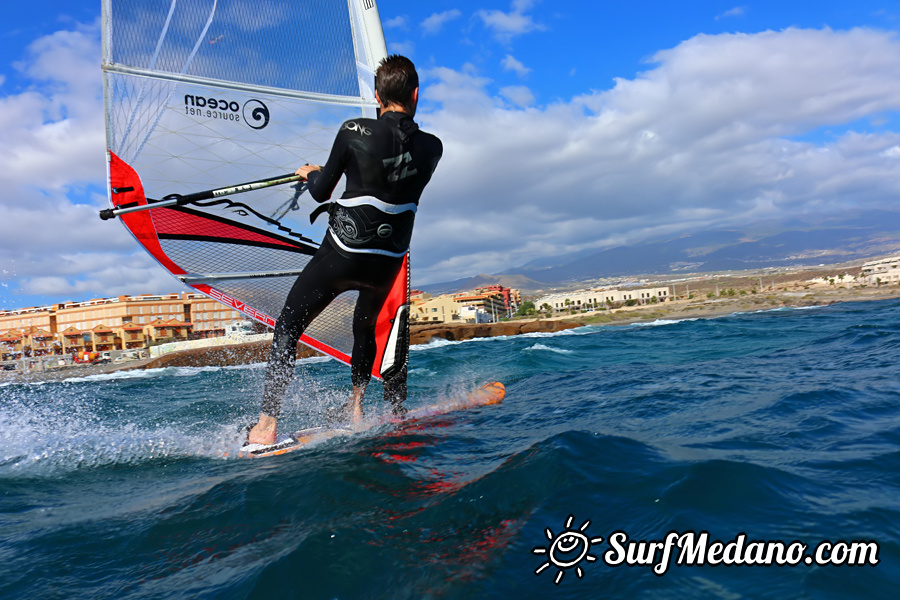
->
2, 254, 898, 374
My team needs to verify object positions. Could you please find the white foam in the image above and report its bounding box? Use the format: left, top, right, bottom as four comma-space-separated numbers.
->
524, 343, 574, 355
62, 367, 176, 383
408, 367, 437, 376
732, 304, 823, 317
410, 337, 461, 351
411, 324, 597, 352
630, 317, 700, 328
0, 401, 247, 475
0, 379, 48, 388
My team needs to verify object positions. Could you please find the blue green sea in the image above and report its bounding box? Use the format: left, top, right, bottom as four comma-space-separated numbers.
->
1, 299, 898, 599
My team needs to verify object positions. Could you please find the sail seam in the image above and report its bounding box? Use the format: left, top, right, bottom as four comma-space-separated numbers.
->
103, 63, 380, 107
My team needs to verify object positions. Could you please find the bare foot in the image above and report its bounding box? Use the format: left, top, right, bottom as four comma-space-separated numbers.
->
349, 403, 364, 426
348, 386, 365, 427
248, 413, 277, 445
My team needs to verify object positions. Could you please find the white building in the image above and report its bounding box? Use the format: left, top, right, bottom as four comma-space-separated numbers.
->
536, 286, 672, 312
459, 305, 491, 324
860, 255, 900, 286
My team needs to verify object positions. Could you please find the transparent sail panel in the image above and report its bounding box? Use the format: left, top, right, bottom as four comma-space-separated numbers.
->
102, 0, 395, 373
107, 0, 360, 96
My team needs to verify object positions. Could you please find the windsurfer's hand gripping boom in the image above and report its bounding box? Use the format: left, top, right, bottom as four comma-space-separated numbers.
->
295, 164, 322, 179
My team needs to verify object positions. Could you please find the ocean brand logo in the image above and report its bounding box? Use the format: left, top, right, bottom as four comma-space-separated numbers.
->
183, 95, 270, 130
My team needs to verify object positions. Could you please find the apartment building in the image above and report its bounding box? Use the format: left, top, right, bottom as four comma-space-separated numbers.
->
0, 292, 245, 357
411, 285, 520, 324
860, 255, 900, 285
536, 286, 672, 311
413, 294, 461, 323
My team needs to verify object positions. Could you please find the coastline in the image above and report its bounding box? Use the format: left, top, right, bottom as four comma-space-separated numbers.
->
4, 283, 899, 384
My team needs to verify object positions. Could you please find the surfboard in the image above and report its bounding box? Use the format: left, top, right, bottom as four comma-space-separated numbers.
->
239, 381, 505, 458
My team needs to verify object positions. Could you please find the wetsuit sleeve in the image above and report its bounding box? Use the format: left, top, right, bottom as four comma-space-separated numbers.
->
306, 127, 350, 203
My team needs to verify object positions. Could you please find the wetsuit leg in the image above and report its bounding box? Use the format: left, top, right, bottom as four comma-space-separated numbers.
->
261, 246, 342, 418
261, 237, 406, 418
383, 366, 408, 414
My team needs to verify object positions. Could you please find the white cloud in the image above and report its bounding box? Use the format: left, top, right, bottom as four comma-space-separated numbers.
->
411, 27, 900, 283
501, 54, 531, 77
1, 24, 104, 197
422, 9, 462, 35
388, 41, 415, 56
14, 251, 183, 299
500, 85, 535, 107
0, 21, 177, 305
384, 16, 408, 29
716, 6, 747, 21
476, 0, 545, 43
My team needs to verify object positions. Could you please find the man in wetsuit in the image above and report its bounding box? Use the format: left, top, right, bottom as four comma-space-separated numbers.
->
248, 55, 442, 445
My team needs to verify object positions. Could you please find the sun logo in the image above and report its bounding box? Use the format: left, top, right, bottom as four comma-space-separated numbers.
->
533, 515, 603, 584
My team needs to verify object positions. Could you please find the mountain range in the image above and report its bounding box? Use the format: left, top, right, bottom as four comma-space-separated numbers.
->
418, 210, 900, 295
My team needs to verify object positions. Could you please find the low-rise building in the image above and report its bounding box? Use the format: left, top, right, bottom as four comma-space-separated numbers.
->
411, 284, 521, 324
0, 330, 23, 361
116, 324, 147, 350
454, 291, 508, 323
22, 326, 56, 356
414, 294, 462, 323
860, 255, 900, 285
537, 286, 672, 312
0, 292, 244, 356
144, 318, 193, 344
59, 327, 88, 355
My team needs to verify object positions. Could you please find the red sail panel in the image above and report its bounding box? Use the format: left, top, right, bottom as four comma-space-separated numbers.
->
152, 207, 304, 250
108, 151, 185, 276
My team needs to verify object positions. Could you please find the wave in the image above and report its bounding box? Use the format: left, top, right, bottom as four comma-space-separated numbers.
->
3, 355, 334, 387
629, 317, 700, 328
411, 324, 598, 352
523, 343, 574, 355
0, 410, 245, 476
731, 304, 825, 317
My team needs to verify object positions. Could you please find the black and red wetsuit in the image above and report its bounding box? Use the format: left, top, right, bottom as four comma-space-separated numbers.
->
261, 110, 442, 418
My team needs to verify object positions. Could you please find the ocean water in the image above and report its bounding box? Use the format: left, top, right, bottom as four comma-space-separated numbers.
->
1, 299, 898, 599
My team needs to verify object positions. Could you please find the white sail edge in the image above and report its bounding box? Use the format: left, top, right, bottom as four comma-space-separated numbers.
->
348, 0, 388, 116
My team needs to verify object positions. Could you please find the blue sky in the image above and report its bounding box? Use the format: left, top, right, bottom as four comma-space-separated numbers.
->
379, 1, 899, 108
3, 1, 900, 309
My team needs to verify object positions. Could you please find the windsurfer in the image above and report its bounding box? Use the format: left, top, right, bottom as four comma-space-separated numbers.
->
248, 55, 442, 445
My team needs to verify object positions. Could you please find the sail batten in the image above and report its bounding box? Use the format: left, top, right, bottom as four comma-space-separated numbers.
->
103, 0, 402, 378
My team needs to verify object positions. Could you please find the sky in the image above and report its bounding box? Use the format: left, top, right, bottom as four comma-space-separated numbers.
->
2, 0, 900, 309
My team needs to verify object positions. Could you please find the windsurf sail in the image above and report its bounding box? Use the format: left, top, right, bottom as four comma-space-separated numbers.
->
101, 0, 407, 379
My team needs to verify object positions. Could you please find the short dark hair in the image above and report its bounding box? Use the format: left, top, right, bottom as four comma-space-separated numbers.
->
375, 55, 419, 113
